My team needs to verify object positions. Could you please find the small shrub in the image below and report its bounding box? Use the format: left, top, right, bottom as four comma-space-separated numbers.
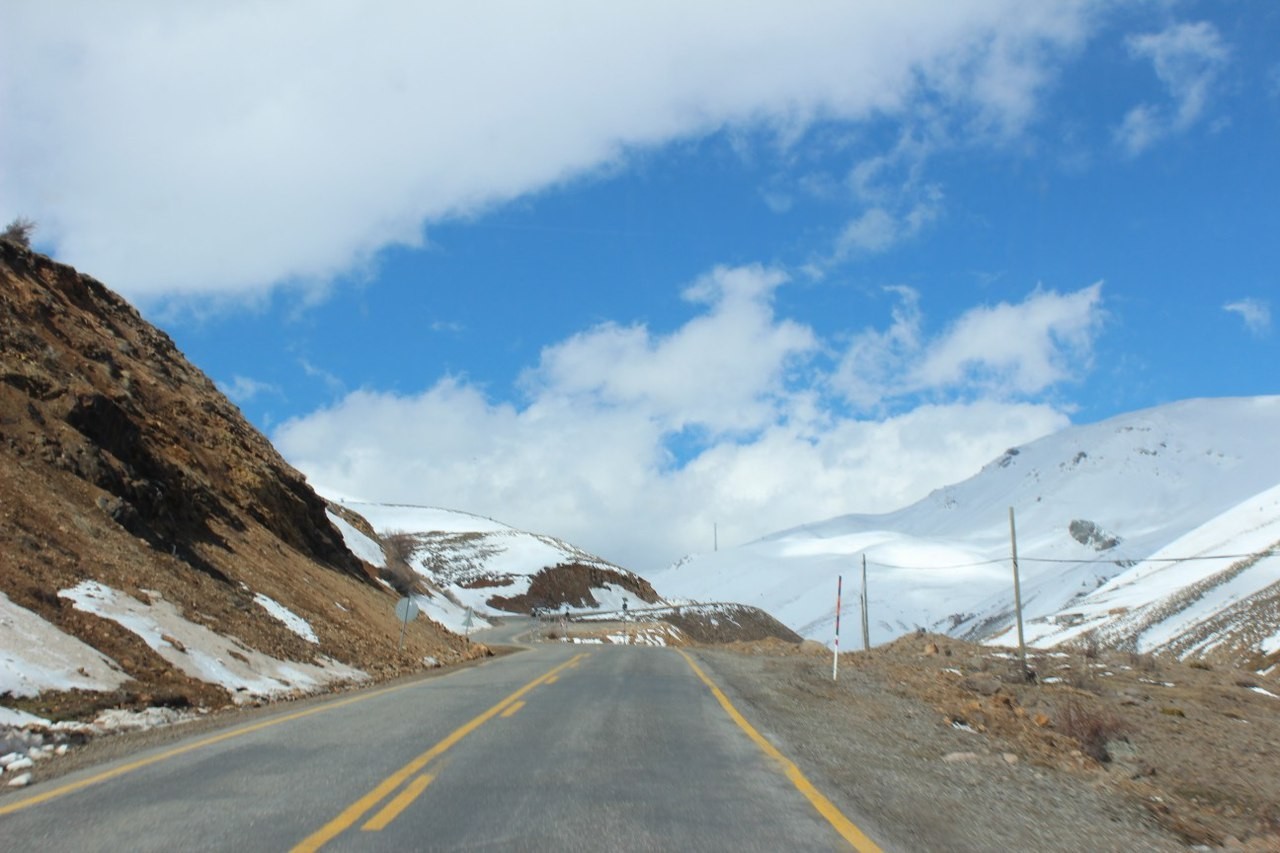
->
1127, 651, 1158, 672
1188, 660, 1212, 671
1056, 696, 1127, 762
1, 217, 35, 247
1066, 658, 1099, 692
1160, 707, 1186, 718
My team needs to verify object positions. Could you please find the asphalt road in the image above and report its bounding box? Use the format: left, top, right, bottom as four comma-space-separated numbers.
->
1, 635, 879, 852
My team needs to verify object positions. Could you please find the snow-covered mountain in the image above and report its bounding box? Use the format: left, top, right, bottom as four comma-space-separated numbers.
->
327, 501, 661, 631
647, 397, 1280, 670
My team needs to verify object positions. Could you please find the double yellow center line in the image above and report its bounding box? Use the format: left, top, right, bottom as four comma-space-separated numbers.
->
290, 652, 587, 852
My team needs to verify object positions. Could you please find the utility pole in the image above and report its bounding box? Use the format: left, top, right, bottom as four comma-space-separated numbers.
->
861, 554, 871, 652
1009, 507, 1028, 679
714, 522, 718, 552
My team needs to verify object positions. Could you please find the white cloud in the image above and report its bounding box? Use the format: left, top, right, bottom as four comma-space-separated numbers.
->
0, 2, 1094, 301
1116, 21, 1229, 155
274, 266, 1086, 572
522, 265, 816, 434
1223, 298, 1272, 336
833, 283, 1105, 405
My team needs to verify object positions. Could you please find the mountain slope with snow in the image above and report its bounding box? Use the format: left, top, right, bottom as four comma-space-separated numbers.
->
329, 501, 662, 628
648, 397, 1280, 669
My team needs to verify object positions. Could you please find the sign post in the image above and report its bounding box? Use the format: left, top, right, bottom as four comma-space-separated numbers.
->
833, 575, 842, 681
395, 596, 419, 653
462, 607, 474, 643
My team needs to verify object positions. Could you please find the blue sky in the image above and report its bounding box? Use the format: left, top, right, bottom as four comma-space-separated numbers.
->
3, 2, 1277, 571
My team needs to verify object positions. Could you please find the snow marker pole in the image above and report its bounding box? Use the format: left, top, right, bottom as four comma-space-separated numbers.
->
833, 575, 842, 681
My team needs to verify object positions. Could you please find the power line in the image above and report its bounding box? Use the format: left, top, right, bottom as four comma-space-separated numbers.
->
863, 550, 1274, 572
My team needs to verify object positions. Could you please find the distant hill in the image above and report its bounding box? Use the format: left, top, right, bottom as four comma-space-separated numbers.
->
648, 397, 1280, 672
0, 242, 476, 724
329, 501, 661, 627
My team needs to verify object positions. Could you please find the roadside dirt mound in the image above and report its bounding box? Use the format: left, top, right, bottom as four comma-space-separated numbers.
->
487, 562, 660, 613
663, 604, 803, 645
0, 242, 477, 719
725, 632, 1280, 848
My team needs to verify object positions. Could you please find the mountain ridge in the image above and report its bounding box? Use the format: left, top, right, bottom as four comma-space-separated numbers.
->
648, 395, 1280, 671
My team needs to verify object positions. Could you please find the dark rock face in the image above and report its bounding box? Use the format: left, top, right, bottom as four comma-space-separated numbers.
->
1069, 519, 1121, 551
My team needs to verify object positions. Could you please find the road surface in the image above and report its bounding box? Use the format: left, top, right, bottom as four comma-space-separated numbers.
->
0, 637, 881, 851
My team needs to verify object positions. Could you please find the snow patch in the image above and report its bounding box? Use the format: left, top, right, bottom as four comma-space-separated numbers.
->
253, 593, 319, 644
327, 510, 386, 568
60, 581, 366, 702
0, 590, 129, 697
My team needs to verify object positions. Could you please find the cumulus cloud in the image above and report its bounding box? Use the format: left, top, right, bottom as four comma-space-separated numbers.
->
833, 283, 1105, 406
1223, 298, 1271, 336
523, 266, 816, 435
1, 1, 1093, 301
274, 266, 1091, 571
1116, 21, 1230, 155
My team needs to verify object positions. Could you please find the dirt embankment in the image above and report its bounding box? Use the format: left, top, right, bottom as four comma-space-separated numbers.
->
487, 562, 660, 613
0, 242, 476, 721
694, 635, 1280, 851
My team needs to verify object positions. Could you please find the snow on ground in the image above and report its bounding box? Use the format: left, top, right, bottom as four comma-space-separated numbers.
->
0, 707, 51, 728
331, 499, 628, 625
1000, 481, 1280, 652
648, 397, 1280, 654
334, 501, 512, 536
411, 593, 491, 635
0, 590, 129, 698
327, 509, 387, 567
253, 593, 320, 644
60, 581, 366, 702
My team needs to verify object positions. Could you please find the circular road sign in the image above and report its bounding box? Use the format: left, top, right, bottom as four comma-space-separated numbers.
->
395, 596, 419, 622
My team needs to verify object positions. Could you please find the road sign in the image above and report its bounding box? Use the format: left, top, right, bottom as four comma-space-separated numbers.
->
395, 597, 419, 622
462, 607, 474, 629
395, 596, 419, 653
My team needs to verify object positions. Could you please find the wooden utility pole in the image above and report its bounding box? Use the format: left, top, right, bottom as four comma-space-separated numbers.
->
1009, 507, 1028, 679
861, 554, 871, 652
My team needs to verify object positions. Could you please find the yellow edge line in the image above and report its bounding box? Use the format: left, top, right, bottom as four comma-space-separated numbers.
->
500, 700, 526, 718
677, 650, 883, 853
291, 652, 585, 852
361, 773, 434, 831
0, 670, 468, 818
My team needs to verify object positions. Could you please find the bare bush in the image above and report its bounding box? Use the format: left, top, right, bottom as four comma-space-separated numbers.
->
1, 217, 35, 247
1056, 696, 1127, 762
1128, 650, 1158, 672
378, 530, 421, 595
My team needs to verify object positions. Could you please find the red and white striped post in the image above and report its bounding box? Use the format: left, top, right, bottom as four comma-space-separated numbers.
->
833, 575, 843, 681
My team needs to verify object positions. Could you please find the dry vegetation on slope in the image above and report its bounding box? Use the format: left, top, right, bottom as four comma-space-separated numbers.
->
698, 635, 1280, 850
0, 243, 479, 720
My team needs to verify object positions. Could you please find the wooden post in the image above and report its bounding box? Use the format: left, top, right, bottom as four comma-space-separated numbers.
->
861, 554, 871, 652
1009, 507, 1028, 679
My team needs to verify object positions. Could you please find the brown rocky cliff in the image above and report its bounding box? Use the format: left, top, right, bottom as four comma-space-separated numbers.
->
0, 241, 474, 718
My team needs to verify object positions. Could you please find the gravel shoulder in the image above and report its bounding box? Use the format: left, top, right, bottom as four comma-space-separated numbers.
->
689, 639, 1268, 852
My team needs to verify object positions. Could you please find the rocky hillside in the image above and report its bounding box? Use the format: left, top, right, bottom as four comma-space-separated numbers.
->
331, 501, 661, 629
0, 242, 477, 722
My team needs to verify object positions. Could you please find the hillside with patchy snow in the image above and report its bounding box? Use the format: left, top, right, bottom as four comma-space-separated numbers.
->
327, 501, 662, 630
648, 397, 1280, 671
